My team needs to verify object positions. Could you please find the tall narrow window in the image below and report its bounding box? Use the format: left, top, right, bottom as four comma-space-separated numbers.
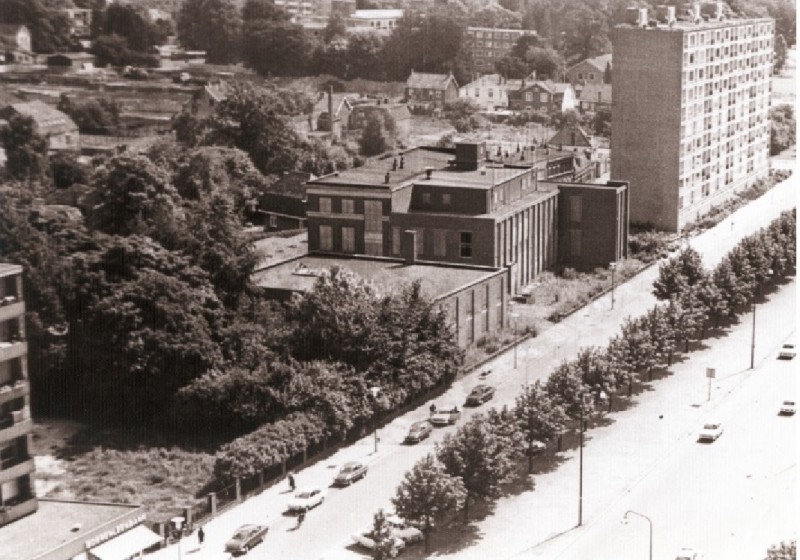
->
342, 227, 355, 253
319, 197, 332, 213
341, 199, 355, 214
460, 232, 473, 258
570, 194, 583, 222
433, 229, 446, 257
319, 225, 333, 251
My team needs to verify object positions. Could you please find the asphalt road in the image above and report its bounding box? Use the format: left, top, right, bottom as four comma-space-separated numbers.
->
149, 168, 796, 560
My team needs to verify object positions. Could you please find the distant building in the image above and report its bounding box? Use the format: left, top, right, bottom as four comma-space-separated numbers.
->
458, 73, 534, 111
258, 171, 314, 231
349, 9, 404, 34
405, 72, 459, 109
274, 0, 329, 18
548, 124, 593, 149
0, 263, 36, 528
183, 80, 232, 118
612, 5, 773, 231
508, 80, 576, 113
63, 8, 92, 38
46, 52, 97, 71
314, 91, 354, 138
576, 83, 612, 113
0, 101, 79, 152
349, 101, 411, 136
465, 27, 538, 72
0, 25, 33, 65
565, 53, 612, 86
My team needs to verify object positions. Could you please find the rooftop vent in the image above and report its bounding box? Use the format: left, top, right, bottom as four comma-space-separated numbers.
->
425, 167, 434, 180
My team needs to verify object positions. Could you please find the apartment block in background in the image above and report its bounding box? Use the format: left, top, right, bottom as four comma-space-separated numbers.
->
0, 263, 37, 527
611, 4, 773, 231
465, 27, 538, 72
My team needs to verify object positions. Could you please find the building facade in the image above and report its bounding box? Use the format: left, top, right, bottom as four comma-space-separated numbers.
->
458, 74, 529, 111
465, 27, 537, 72
0, 101, 79, 152
565, 53, 612, 86
405, 72, 460, 109
0, 264, 37, 528
577, 84, 612, 113
508, 81, 576, 113
0, 25, 33, 65
611, 10, 773, 231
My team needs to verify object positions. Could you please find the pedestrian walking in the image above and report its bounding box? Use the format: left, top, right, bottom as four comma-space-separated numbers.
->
429, 403, 437, 416
197, 526, 205, 548
288, 472, 296, 492
296, 509, 306, 528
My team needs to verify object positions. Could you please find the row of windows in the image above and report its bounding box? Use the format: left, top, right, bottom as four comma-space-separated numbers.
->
390, 228, 473, 258
684, 22, 773, 48
469, 30, 531, 40
684, 54, 771, 83
684, 39, 773, 66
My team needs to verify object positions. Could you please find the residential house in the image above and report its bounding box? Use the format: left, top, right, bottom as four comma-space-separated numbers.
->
458, 74, 533, 111
465, 27, 538, 72
0, 101, 79, 152
548, 124, 593, 149
348, 101, 411, 136
183, 80, 232, 118
314, 91, 353, 139
565, 53, 612, 86
46, 52, 97, 71
508, 80, 576, 113
349, 9, 404, 34
405, 72, 459, 109
258, 171, 314, 231
577, 83, 611, 113
0, 25, 33, 65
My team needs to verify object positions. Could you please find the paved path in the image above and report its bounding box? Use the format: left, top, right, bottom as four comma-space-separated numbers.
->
147, 168, 796, 560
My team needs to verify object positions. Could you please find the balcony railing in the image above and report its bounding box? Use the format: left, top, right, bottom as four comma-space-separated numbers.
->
0, 341, 27, 363
0, 496, 38, 528
0, 301, 24, 323
0, 381, 29, 404
0, 409, 32, 441
0, 458, 35, 483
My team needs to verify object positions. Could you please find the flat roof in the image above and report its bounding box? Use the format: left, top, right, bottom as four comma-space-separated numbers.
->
0, 499, 141, 560
0, 263, 23, 277
420, 165, 528, 190
616, 16, 773, 32
254, 255, 500, 300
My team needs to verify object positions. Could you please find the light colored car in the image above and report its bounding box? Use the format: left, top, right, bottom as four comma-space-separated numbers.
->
430, 405, 461, 426
778, 343, 796, 359
780, 400, 796, 415
224, 524, 268, 554
334, 460, 368, 486
698, 421, 724, 442
385, 514, 423, 544
352, 531, 405, 554
405, 420, 433, 444
287, 487, 327, 512
675, 547, 699, 560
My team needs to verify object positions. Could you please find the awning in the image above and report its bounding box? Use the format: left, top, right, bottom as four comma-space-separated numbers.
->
90, 525, 163, 560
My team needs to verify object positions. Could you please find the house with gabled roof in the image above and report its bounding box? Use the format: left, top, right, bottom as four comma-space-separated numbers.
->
0, 24, 33, 65
404, 71, 459, 109
0, 100, 79, 151
508, 80, 575, 113
577, 83, 612, 113
548, 124, 593, 149
565, 53, 612, 86
458, 73, 535, 111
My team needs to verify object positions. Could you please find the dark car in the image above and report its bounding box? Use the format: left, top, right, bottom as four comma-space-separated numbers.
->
225, 524, 268, 554
465, 385, 496, 406
334, 460, 368, 486
405, 420, 433, 444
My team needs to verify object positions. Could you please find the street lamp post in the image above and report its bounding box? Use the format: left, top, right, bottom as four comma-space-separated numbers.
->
170, 516, 185, 560
369, 386, 381, 454
509, 306, 520, 370
610, 261, 618, 309
750, 268, 774, 369
578, 391, 606, 527
623, 510, 653, 560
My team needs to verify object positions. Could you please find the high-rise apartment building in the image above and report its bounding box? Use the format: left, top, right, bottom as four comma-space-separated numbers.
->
611, 4, 773, 231
0, 263, 37, 527
465, 27, 538, 72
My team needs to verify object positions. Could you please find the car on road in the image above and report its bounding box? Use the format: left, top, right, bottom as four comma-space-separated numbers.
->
526, 440, 546, 456
225, 524, 268, 554
288, 487, 327, 512
778, 343, 796, 359
430, 405, 461, 426
404, 420, 433, 444
465, 385, 496, 406
334, 461, 368, 486
698, 421, 724, 442
780, 400, 796, 415
675, 547, 700, 560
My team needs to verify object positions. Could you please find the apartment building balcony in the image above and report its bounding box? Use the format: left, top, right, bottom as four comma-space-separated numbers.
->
0, 457, 35, 485
0, 341, 27, 363
0, 381, 29, 405
0, 300, 24, 323
0, 495, 38, 527
0, 409, 33, 442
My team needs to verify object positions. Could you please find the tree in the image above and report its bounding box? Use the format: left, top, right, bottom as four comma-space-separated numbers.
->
765, 540, 796, 560
324, 14, 348, 44
592, 107, 611, 137
359, 113, 389, 156
514, 381, 567, 472
603, 61, 612, 84
369, 510, 400, 560
95, 3, 165, 53
437, 415, 517, 519
545, 360, 594, 420
773, 34, 788, 74
242, 0, 312, 76
392, 454, 466, 552
770, 104, 796, 156
177, 0, 242, 63
57, 94, 120, 134
0, 0, 72, 53
50, 151, 89, 189
90, 33, 159, 67
653, 247, 707, 300
0, 114, 50, 182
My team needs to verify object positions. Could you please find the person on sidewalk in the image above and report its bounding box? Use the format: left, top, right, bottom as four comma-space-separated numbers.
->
197, 526, 205, 548
288, 472, 296, 492
429, 403, 437, 416
296, 509, 306, 528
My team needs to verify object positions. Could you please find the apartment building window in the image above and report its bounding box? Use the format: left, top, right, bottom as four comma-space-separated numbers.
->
319, 197, 332, 213
341, 199, 355, 214
442, 193, 452, 207
433, 229, 447, 257
364, 200, 383, 255
268, 214, 277, 228
319, 225, 333, 251
570, 194, 582, 222
416, 228, 425, 255
422, 193, 432, 207
342, 227, 355, 253
460, 231, 473, 258
392, 227, 400, 256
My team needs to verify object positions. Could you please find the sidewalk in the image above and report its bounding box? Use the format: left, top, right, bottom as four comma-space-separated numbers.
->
147, 168, 796, 560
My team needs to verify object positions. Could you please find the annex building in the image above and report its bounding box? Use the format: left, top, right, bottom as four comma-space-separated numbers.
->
611, 2, 773, 231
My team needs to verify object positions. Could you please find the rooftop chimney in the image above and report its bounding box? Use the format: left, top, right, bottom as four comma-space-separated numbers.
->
400, 155, 405, 169
425, 167, 433, 180
385, 172, 391, 184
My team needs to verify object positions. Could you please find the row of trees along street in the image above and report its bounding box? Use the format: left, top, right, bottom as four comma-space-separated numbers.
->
175, 0, 795, 84
362, 210, 796, 554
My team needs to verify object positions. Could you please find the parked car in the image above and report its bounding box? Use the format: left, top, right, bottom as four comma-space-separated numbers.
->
698, 421, 724, 442
465, 385, 496, 407
778, 343, 796, 359
405, 420, 433, 444
430, 405, 461, 426
675, 548, 700, 560
334, 461, 368, 486
526, 440, 546, 456
385, 514, 423, 544
352, 531, 405, 556
780, 400, 796, 415
287, 487, 327, 511
225, 524, 268, 554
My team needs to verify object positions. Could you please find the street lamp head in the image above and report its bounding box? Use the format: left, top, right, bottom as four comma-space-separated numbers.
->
609, 261, 617, 270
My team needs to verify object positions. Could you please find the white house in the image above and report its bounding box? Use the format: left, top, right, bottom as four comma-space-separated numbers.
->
0, 25, 33, 64
349, 9, 403, 35
459, 73, 535, 111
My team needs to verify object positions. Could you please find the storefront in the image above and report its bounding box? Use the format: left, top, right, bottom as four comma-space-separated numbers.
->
86, 514, 162, 560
